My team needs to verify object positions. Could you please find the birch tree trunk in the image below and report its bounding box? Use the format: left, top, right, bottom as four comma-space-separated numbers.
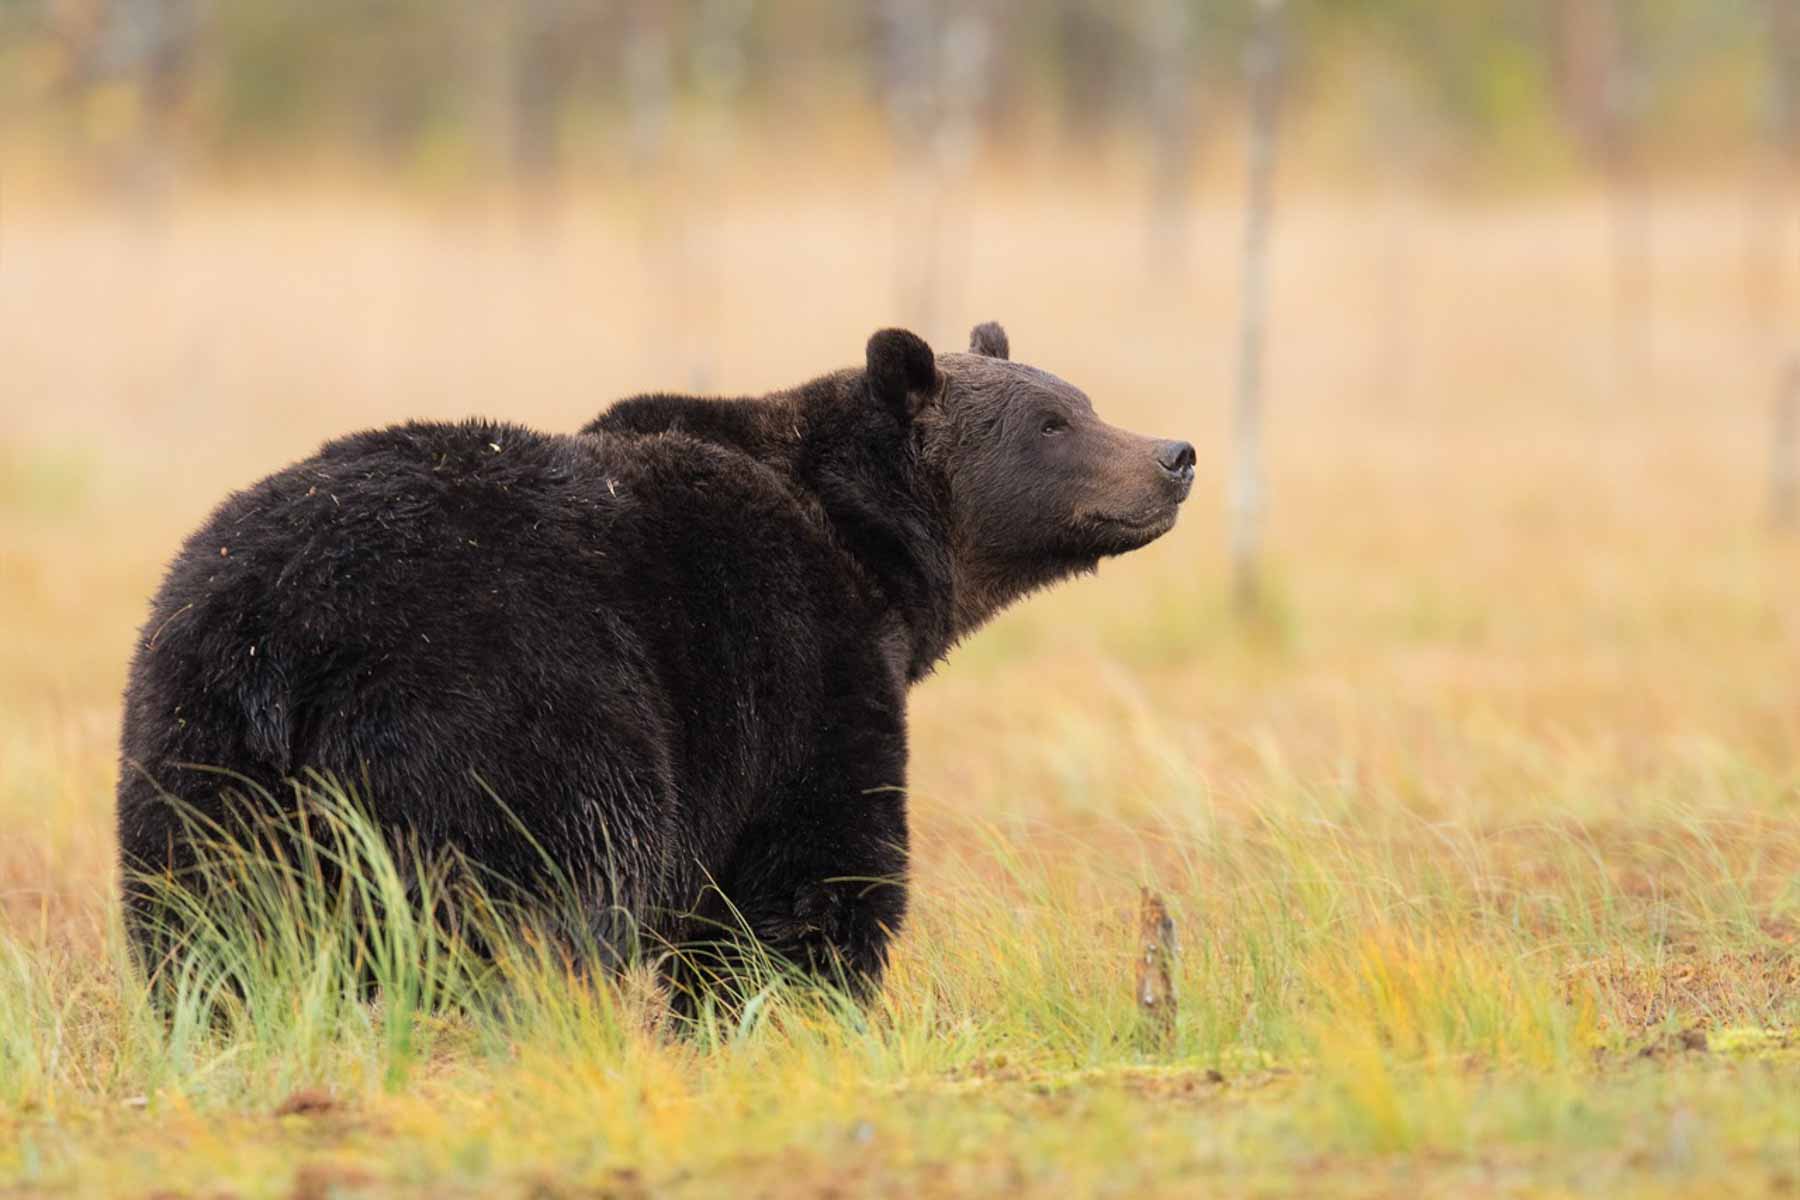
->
1230, 0, 1284, 615
624, 0, 688, 379
1370, 59, 1421, 409
933, 3, 994, 331
107, 0, 196, 216
884, 0, 943, 334
625, 1, 673, 174
1776, 363, 1800, 532
1758, 0, 1800, 531
509, 0, 575, 196
685, 0, 755, 391
882, 0, 991, 338
1555, 0, 1649, 401
1145, 0, 1196, 275
1605, 102, 1652, 402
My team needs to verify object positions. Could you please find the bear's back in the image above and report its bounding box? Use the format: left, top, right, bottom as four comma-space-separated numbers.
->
119, 415, 854, 903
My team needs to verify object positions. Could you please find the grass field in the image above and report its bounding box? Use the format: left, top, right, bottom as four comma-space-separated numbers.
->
2, 183, 1798, 1197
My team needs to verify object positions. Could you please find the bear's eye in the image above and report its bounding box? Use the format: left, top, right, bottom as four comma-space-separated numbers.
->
1040, 415, 1069, 437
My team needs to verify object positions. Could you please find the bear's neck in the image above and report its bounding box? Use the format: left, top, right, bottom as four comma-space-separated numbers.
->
948, 554, 1097, 648
791, 381, 959, 684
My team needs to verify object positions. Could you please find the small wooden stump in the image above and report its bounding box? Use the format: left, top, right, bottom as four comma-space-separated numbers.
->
1136, 887, 1178, 1051
273, 1088, 337, 1118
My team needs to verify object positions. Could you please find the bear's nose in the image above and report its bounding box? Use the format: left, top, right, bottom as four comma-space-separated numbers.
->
1155, 440, 1196, 477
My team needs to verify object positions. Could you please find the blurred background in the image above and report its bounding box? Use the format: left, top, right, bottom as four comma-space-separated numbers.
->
5, 13, 1800, 1186
1, 1, 1797, 780
5, 1, 1799, 200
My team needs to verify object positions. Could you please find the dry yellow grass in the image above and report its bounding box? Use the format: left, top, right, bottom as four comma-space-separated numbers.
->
1, 180, 1797, 1197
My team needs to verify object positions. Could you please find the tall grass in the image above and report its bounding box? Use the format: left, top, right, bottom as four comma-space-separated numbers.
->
2, 744, 1796, 1192
129, 775, 490, 1092
11, 760, 1780, 1090
3, 190, 1799, 1193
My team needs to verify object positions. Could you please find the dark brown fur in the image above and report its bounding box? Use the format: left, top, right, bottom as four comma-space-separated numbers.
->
117, 322, 1194, 1008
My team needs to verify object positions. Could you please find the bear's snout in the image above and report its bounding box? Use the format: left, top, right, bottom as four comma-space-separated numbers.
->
1154, 440, 1196, 500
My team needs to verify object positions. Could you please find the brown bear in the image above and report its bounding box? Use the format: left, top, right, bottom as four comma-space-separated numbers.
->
116, 322, 1194, 1009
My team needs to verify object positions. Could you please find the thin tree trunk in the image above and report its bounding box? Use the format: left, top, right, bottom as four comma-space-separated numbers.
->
1555, 0, 1649, 400
1145, 0, 1195, 275
625, 0, 686, 379
685, 0, 755, 391
1231, 0, 1283, 616
884, 0, 943, 333
1553, 0, 1614, 151
1745, 0, 1791, 354
932, 3, 993, 331
1601, 0, 1650, 400
625, 1, 673, 172
882, 0, 992, 337
1776, 361, 1800, 532
1378, 180, 1417, 409
1608, 145, 1651, 400
109, 0, 195, 218
1755, 0, 1798, 531
1371, 59, 1418, 408
1745, 154, 1785, 367
510, 0, 573, 193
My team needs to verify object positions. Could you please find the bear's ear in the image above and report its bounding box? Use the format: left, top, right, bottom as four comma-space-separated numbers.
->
969, 321, 1010, 360
865, 328, 940, 420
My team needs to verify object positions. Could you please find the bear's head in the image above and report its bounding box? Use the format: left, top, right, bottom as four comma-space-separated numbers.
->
587, 321, 1193, 674
864, 322, 1194, 640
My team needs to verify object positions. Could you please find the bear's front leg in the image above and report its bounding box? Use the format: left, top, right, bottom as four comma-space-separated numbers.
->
774, 838, 909, 997
664, 782, 908, 1016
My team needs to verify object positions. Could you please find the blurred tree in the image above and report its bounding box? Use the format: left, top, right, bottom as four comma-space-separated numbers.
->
1143, 0, 1199, 273
117, 0, 195, 189
878, 0, 994, 338
207, 1, 328, 152
694, 0, 754, 108
1761, 0, 1800, 531
625, 0, 673, 171
1555, 0, 1653, 396
350, 0, 463, 165
0, 0, 1776, 201
1364, 49, 1431, 408
879, 0, 939, 331
972, 0, 1024, 138
508, 0, 586, 191
934, 2, 995, 329
1553, 0, 1616, 147
684, 0, 756, 390
1232, 0, 1284, 615
1749, 0, 1800, 356
1284, 0, 1558, 167
1776, 362, 1800, 531
1054, 0, 1127, 143
49, 0, 196, 208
